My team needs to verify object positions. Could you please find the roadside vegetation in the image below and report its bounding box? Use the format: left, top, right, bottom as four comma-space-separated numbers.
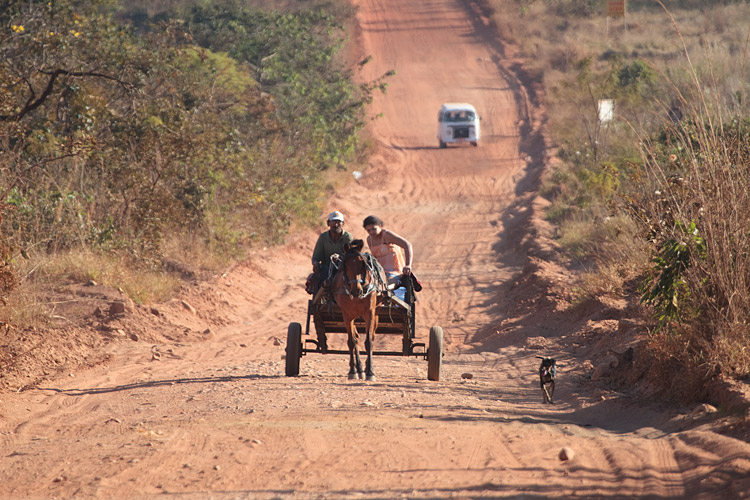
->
4, 0, 749, 401
484, 0, 750, 395
0, 0, 390, 324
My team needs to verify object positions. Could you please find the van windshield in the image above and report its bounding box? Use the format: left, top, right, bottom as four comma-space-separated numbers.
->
443, 110, 476, 122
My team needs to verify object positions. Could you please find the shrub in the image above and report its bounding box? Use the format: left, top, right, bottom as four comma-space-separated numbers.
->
0, 204, 17, 304
636, 116, 750, 376
488, 0, 750, 380
640, 220, 705, 331
1, 0, 391, 327
0, 0, 385, 263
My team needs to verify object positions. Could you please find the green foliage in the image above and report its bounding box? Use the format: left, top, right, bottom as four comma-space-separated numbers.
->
578, 162, 620, 203
181, 2, 386, 172
0, 0, 383, 268
0, 202, 17, 301
617, 59, 657, 95
640, 221, 706, 332
546, 0, 602, 17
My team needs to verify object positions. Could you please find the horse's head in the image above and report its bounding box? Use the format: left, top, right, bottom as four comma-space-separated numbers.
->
338, 239, 372, 298
345, 239, 365, 253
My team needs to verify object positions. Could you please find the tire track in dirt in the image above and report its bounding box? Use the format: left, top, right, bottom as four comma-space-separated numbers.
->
2, 0, 750, 498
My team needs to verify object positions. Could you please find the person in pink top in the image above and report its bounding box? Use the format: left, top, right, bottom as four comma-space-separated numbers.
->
363, 215, 413, 291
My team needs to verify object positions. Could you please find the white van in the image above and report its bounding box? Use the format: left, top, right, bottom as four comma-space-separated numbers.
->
437, 103, 480, 148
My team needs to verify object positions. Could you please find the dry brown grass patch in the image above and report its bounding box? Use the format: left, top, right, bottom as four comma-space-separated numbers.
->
0, 249, 180, 329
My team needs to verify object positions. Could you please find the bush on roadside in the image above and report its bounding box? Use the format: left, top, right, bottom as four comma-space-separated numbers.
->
636, 115, 750, 378
0, 204, 17, 306
0, 0, 391, 324
485, 0, 750, 382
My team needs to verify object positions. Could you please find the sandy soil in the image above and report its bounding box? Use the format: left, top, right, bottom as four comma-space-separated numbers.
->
2, 0, 750, 498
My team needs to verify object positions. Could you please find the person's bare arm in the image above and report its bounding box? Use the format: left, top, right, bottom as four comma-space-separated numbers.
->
383, 230, 413, 274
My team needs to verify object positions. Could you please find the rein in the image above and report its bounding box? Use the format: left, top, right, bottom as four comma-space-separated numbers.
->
336, 252, 386, 299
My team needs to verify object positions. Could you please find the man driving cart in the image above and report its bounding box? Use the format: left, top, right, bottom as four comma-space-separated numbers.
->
308, 210, 353, 352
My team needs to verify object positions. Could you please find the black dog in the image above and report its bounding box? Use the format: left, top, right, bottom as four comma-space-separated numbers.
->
536, 356, 557, 404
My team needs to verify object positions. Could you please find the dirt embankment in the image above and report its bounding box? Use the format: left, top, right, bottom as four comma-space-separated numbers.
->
1, 0, 749, 499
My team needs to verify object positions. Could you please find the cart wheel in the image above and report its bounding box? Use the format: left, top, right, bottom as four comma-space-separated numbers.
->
285, 322, 302, 377
427, 326, 443, 381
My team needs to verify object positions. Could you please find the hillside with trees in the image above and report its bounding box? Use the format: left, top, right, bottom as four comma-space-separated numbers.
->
1, 0, 389, 305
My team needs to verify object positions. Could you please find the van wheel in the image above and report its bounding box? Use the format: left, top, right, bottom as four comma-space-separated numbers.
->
439, 140, 447, 149
471, 141, 478, 147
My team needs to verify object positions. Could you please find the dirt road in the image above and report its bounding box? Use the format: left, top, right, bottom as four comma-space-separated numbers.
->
2, 0, 750, 498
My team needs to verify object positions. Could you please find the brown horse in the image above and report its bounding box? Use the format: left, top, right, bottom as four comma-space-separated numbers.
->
331, 240, 383, 381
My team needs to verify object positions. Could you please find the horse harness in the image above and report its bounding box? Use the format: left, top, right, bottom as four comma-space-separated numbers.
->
335, 251, 386, 299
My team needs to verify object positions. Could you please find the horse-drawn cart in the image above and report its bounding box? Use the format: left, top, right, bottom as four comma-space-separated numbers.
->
285, 277, 444, 381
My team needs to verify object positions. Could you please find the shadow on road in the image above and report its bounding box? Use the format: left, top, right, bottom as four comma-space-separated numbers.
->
36, 373, 281, 396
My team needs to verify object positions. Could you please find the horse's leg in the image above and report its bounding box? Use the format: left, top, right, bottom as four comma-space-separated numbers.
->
354, 325, 365, 380
346, 319, 362, 380
347, 336, 357, 380
364, 298, 377, 382
364, 331, 375, 381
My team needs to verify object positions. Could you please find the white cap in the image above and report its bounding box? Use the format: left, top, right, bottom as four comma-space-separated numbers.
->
327, 211, 344, 222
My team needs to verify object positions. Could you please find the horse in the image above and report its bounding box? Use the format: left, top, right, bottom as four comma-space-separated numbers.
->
331, 239, 384, 381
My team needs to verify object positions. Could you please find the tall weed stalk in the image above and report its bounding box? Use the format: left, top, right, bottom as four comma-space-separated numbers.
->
635, 3, 750, 377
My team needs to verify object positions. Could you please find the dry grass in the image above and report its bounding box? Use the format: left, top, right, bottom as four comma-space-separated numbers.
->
486, 0, 750, 113
637, 107, 750, 376
37, 250, 178, 302
572, 263, 625, 303
560, 212, 649, 299
483, 0, 750, 379
0, 249, 181, 328
556, 216, 595, 258
0, 279, 48, 329
160, 231, 234, 278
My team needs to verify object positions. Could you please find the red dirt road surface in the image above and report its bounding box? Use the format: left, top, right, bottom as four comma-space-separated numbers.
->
2, 0, 750, 498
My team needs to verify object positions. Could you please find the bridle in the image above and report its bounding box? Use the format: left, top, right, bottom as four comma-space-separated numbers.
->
336, 251, 383, 299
